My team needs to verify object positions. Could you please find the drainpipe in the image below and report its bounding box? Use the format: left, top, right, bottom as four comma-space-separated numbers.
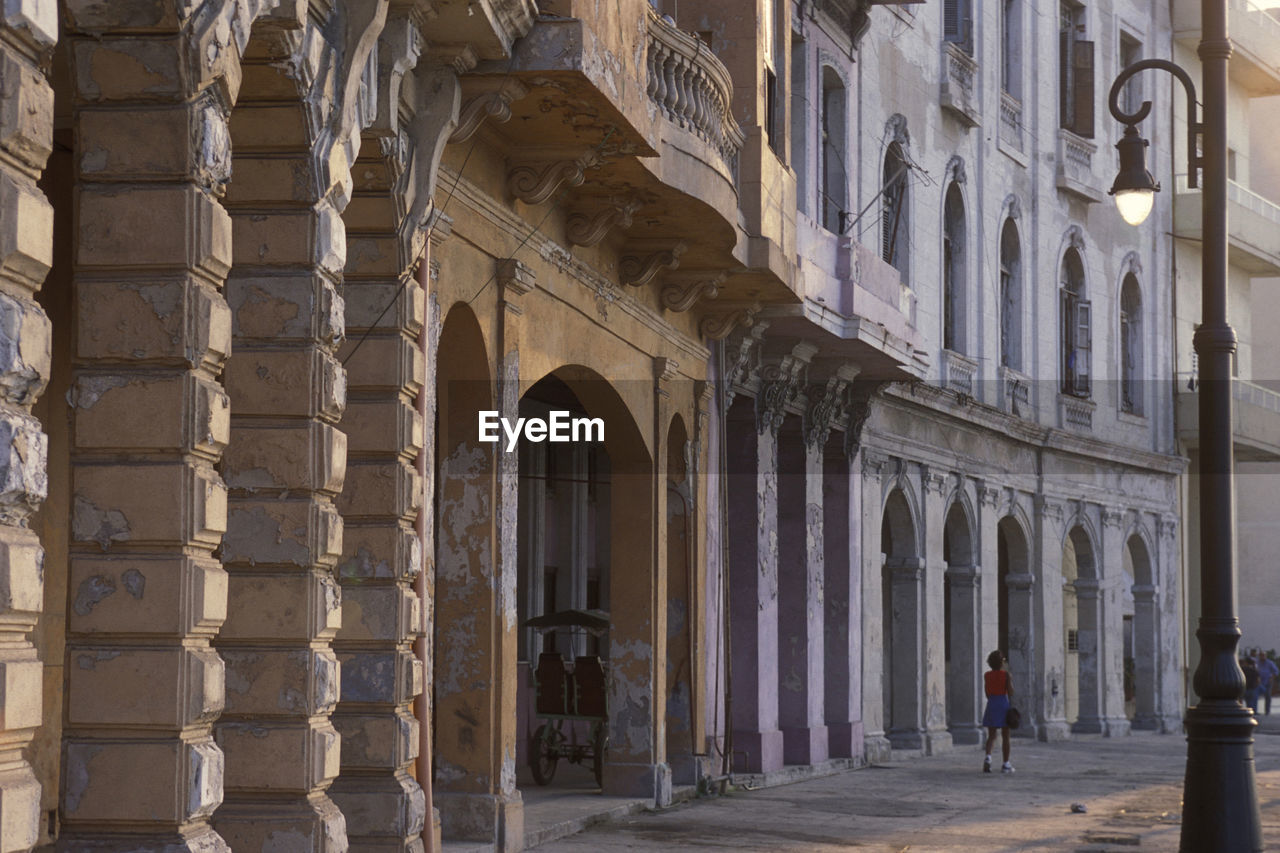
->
413, 254, 436, 853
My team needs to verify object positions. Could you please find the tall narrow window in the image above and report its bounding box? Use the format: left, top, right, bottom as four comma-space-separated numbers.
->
944, 0, 974, 55
1059, 3, 1094, 137
1060, 248, 1091, 397
1119, 34, 1142, 116
1120, 274, 1142, 414
1002, 0, 1021, 98
943, 183, 965, 352
792, 35, 809, 215
764, 0, 785, 157
1000, 219, 1022, 370
821, 67, 847, 233
883, 141, 910, 282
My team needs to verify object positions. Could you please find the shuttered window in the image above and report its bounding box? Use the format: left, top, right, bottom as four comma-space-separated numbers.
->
944, 0, 973, 54
1058, 4, 1093, 136
1060, 249, 1090, 398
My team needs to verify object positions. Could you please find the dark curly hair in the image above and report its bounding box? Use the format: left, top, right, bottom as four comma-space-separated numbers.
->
987, 650, 1006, 670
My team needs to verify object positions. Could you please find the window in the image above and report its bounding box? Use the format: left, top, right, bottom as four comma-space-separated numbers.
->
1119, 34, 1142, 116
821, 67, 848, 233
943, 183, 965, 352
1002, 0, 1022, 99
1059, 2, 1094, 137
883, 141, 910, 282
1120, 274, 1142, 414
764, 0, 785, 157
1060, 248, 1091, 397
792, 35, 809, 215
944, 0, 973, 55
1000, 219, 1022, 370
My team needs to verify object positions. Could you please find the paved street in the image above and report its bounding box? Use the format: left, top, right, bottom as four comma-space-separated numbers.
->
532, 718, 1280, 852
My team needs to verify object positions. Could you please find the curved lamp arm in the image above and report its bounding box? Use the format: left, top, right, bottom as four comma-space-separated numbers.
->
1109, 58, 1203, 188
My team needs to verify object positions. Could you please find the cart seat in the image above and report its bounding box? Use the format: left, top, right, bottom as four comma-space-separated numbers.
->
535, 652, 568, 716
574, 655, 607, 718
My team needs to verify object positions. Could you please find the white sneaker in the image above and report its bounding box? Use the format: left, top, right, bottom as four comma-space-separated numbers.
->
1001, 762, 1015, 774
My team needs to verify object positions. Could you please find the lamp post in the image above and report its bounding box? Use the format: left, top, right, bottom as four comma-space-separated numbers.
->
1107, 3, 1262, 850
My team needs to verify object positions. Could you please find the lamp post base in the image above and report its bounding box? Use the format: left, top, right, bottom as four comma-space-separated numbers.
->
1180, 701, 1262, 852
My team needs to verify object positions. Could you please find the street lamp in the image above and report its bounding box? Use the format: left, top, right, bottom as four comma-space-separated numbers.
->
1108, 5, 1262, 851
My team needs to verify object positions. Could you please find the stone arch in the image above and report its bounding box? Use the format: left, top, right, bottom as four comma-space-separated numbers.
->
1063, 523, 1102, 732
943, 491, 981, 742
882, 487, 924, 748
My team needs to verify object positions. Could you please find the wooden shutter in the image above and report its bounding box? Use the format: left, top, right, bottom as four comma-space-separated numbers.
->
1072, 40, 1095, 137
1075, 298, 1092, 396
1121, 312, 1134, 410
1060, 289, 1073, 393
1059, 29, 1071, 128
960, 0, 973, 52
944, 0, 961, 42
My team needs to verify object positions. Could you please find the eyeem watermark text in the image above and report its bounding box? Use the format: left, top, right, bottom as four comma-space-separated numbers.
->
478, 411, 604, 452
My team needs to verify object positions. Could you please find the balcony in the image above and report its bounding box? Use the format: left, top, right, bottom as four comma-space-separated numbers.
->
999, 365, 1031, 417
1056, 129, 1106, 203
1059, 394, 1096, 432
1177, 378, 1280, 460
1174, 0, 1280, 95
940, 42, 980, 127
998, 92, 1024, 159
941, 349, 978, 397
1173, 175, 1280, 274
645, 7, 745, 184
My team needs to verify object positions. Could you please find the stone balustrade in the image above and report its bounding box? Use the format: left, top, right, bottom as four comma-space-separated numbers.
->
645, 8, 745, 179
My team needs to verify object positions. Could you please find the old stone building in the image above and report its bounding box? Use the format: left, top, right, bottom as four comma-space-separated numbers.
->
0, 0, 1194, 851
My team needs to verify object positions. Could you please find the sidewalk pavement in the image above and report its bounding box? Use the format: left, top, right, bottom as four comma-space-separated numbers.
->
527, 715, 1280, 852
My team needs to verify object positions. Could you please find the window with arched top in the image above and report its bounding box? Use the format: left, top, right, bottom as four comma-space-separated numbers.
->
1120, 274, 1142, 414
943, 183, 965, 352
821, 67, 847, 233
883, 141, 910, 283
999, 219, 1021, 370
1060, 248, 1090, 397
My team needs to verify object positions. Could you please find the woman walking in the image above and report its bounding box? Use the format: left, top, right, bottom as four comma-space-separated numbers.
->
982, 650, 1015, 773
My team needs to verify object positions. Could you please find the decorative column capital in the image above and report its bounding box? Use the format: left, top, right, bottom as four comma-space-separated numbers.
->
803, 363, 858, 449
843, 380, 886, 459
722, 320, 768, 407
756, 341, 818, 435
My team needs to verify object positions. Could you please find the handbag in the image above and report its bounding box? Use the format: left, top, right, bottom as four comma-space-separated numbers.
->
1006, 707, 1022, 730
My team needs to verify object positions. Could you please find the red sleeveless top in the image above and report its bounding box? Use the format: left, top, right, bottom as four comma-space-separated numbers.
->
985, 670, 1009, 696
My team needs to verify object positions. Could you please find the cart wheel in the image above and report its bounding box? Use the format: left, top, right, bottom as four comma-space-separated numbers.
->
530, 724, 558, 785
591, 724, 607, 788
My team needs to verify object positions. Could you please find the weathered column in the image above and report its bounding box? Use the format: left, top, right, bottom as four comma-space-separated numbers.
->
823, 448, 859, 759
859, 452, 890, 762
329, 127, 431, 850
777, 420, 827, 765
885, 556, 925, 750
213, 16, 359, 845
726, 399, 782, 774
1032, 496, 1070, 741
920, 468, 951, 755
61, 2, 240, 847
1099, 508, 1130, 736
945, 567, 982, 745
1004, 567, 1037, 739
1132, 583, 1159, 730
975, 484, 1002, 719
0, 4, 55, 850
1156, 515, 1183, 733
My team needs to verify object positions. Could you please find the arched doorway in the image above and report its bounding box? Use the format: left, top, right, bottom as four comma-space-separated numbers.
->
943, 499, 980, 743
997, 516, 1034, 734
882, 488, 923, 749
1063, 525, 1102, 732
1126, 534, 1158, 729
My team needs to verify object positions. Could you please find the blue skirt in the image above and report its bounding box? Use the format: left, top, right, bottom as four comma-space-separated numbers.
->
983, 694, 1011, 728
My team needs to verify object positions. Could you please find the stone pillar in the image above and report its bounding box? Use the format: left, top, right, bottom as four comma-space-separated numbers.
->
945, 567, 982, 745
1072, 578, 1103, 733
1098, 509, 1130, 736
859, 452, 890, 763
1032, 498, 1069, 741
213, 22, 354, 845
824, 450, 860, 759
777, 423, 827, 766
976, 485, 1002, 726
726, 401, 783, 773
1004, 570, 1036, 738
328, 135, 431, 849
0, 4, 55, 850
60, 0, 243, 846
885, 557, 926, 751
920, 469, 950, 755
1131, 583, 1159, 730
1156, 515, 1183, 732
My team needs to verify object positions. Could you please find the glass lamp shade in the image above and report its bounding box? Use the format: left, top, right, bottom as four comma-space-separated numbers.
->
1114, 188, 1156, 225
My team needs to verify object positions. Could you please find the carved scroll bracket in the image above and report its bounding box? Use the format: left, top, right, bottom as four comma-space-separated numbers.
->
566, 196, 642, 247
620, 242, 686, 287
661, 271, 727, 312
507, 150, 602, 205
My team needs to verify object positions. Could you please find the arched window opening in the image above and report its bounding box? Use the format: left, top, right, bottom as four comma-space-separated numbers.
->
883, 141, 910, 284
1060, 248, 1090, 397
999, 219, 1022, 370
943, 183, 966, 352
821, 67, 847, 233
1121, 274, 1142, 414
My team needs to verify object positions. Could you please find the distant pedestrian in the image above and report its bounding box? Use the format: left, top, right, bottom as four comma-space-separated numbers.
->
982, 650, 1015, 774
1255, 650, 1278, 715
1242, 653, 1261, 713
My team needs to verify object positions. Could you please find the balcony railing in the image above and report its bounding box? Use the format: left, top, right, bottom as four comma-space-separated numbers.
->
1059, 394, 1096, 431
1056, 129, 1105, 203
1174, 174, 1280, 273
645, 9, 745, 180
999, 92, 1023, 153
940, 42, 980, 126
999, 365, 1031, 417
942, 349, 978, 397
1235, 378, 1280, 414
1175, 174, 1280, 225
